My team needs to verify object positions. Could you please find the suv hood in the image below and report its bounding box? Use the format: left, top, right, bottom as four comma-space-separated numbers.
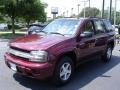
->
10, 34, 69, 51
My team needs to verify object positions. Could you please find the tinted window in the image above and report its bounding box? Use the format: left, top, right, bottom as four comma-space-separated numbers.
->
84, 21, 94, 32
94, 20, 105, 34
42, 19, 80, 35
103, 20, 114, 32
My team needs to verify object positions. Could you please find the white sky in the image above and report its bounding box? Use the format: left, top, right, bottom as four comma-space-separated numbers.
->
42, 0, 120, 17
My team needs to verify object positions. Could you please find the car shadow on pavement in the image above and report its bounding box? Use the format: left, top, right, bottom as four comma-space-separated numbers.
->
13, 55, 120, 90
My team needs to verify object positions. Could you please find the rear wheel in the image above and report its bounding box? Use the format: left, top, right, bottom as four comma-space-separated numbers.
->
53, 56, 74, 85
102, 45, 113, 62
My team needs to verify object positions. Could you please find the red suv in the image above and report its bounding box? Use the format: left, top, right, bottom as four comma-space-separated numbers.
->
4, 18, 115, 85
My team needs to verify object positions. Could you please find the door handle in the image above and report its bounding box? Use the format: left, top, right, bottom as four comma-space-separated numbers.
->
88, 43, 95, 47
76, 43, 85, 48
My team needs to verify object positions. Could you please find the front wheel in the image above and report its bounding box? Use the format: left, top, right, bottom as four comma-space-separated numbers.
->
102, 45, 113, 62
53, 56, 74, 85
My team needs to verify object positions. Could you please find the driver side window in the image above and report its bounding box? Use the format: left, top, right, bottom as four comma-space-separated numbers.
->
84, 21, 94, 32
80, 21, 94, 38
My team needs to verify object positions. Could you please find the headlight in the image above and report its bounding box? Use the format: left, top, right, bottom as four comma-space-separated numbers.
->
30, 51, 48, 62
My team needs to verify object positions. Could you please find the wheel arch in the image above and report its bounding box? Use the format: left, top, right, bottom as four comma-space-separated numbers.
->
107, 40, 115, 50
56, 51, 77, 68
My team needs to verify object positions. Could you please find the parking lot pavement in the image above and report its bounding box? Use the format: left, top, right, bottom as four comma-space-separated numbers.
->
0, 42, 8, 60
0, 41, 120, 90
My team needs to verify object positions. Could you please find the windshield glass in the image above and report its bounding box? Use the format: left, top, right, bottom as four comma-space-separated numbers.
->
42, 19, 81, 35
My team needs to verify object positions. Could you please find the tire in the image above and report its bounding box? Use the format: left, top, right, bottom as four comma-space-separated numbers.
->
102, 45, 113, 62
53, 56, 74, 85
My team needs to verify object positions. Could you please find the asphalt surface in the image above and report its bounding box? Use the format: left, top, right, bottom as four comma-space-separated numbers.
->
0, 41, 120, 90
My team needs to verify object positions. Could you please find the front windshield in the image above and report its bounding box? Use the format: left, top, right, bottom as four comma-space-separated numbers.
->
42, 19, 81, 35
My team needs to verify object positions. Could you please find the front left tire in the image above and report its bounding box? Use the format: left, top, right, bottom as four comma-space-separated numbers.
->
53, 56, 74, 85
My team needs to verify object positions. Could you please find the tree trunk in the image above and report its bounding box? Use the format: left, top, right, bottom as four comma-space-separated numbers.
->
27, 20, 30, 27
11, 17, 15, 34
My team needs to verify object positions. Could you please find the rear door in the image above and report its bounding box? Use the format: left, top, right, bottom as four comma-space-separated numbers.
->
93, 19, 108, 54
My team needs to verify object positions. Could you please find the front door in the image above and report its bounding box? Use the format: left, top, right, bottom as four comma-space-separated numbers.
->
77, 20, 96, 62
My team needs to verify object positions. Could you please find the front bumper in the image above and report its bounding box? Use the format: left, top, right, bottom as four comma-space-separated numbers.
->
4, 53, 54, 80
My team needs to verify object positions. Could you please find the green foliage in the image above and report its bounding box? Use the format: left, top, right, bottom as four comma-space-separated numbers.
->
0, 0, 5, 22
0, 0, 46, 34
0, 0, 20, 34
80, 7, 100, 17
0, 14, 4, 22
104, 9, 120, 24
116, 14, 120, 24
19, 0, 46, 25
4, 0, 18, 18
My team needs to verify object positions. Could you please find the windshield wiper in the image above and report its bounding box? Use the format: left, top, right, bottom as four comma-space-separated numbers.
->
50, 32, 64, 36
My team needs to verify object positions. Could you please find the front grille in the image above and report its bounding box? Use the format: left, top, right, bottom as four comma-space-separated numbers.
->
10, 53, 29, 61
10, 46, 30, 53
8, 47, 32, 60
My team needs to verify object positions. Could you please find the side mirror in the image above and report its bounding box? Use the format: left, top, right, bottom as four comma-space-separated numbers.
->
80, 31, 93, 38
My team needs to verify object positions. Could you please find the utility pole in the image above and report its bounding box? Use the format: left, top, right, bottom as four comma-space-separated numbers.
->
107, 7, 110, 19
102, 0, 105, 18
109, 0, 112, 20
89, 0, 90, 8
66, 10, 69, 17
53, 14, 56, 19
71, 8, 74, 17
88, 0, 90, 17
81, 0, 89, 18
77, 4, 80, 19
114, 0, 117, 26
63, 12, 65, 17
83, 1, 86, 18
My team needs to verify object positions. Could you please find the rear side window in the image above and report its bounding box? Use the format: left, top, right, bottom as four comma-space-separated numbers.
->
103, 20, 114, 32
94, 20, 105, 34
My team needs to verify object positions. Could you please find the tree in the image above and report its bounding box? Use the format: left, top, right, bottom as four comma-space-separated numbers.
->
19, 0, 46, 26
0, 0, 5, 22
0, 0, 46, 34
3, 0, 19, 34
102, 8, 120, 25
80, 7, 100, 17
